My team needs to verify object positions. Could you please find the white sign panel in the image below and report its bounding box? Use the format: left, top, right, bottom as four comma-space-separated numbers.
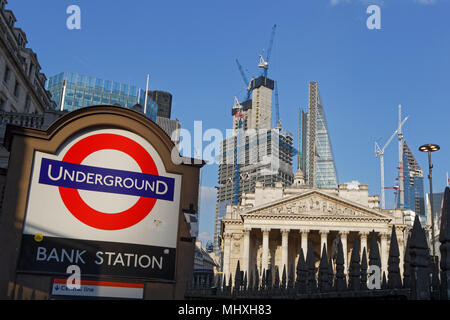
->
18, 128, 182, 280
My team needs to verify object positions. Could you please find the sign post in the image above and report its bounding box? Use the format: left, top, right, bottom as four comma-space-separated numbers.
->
0, 106, 203, 299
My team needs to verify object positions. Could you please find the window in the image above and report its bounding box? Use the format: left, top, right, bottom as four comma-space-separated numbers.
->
3, 66, 10, 83
14, 81, 19, 97
24, 95, 30, 112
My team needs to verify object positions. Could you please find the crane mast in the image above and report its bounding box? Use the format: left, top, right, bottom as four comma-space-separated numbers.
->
398, 104, 405, 209
232, 97, 244, 205
375, 114, 408, 209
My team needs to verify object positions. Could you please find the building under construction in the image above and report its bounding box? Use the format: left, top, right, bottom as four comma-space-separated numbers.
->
213, 74, 295, 254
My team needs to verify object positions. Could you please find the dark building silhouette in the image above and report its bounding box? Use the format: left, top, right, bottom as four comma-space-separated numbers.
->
149, 90, 172, 119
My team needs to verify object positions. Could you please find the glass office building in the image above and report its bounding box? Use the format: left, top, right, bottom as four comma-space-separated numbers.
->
400, 141, 425, 218
299, 82, 338, 189
46, 72, 158, 121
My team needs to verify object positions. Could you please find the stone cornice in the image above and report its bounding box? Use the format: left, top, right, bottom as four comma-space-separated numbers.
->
240, 213, 391, 223
221, 219, 243, 225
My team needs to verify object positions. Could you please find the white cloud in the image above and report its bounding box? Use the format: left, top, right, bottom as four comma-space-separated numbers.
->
414, 0, 436, 4
198, 231, 213, 243
329, 0, 384, 5
199, 186, 217, 205
331, 0, 435, 4
330, 0, 351, 5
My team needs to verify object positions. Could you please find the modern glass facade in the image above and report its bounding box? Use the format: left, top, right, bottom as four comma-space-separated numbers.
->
399, 142, 425, 218
46, 72, 158, 121
299, 82, 338, 189
315, 104, 338, 188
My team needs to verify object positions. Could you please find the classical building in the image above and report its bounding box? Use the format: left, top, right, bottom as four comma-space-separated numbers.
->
193, 241, 218, 286
0, 0, 58, 212
0, 0, 54, 114
220, 169, 409, 283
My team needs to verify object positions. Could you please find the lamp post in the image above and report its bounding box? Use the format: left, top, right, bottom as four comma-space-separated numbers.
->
419, 143, 440, 260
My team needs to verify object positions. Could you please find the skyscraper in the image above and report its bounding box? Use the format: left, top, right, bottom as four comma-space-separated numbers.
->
299, 82, 338, 189
46, 72, 158, 121
149, 90, 172, 119
400, 141, 425, 218
232, 76, 274, 131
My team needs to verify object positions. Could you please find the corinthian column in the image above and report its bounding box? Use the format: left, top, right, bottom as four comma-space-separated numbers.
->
262, 228, 270, 272
299, 229, 309, 258
339, 231, 349, 274
399, 237, 405, 278
242, 228, 251, 275
319, 230, 329, 255
281, 229, 290, 271
359, 231, 369, 257
223, 232, 233, 279
380, 232, 389, 276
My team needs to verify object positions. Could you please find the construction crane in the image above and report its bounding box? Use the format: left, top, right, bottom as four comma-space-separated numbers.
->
232, 96, 245, 205
375, 115, 409, 209
258, 24, 277, 78
235, 59, 252, 100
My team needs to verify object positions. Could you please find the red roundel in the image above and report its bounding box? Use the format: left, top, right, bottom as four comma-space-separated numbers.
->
58, 133, 158, 230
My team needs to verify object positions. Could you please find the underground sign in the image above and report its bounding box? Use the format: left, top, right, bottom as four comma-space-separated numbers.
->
17, 129, 182, 280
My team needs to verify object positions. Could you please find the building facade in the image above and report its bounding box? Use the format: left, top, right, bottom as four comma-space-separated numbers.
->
156, 115, 181, 146
232, 76, 274, 131
193, 241, 218, 286
0, 0, 54, 114
149, 90, 172, 119
425, 191, 445, 259
400, 141, 425, 219
299, 81, 338, 189
0, 0, 57, 210
46, 72, 158, 121
220, 171, 408, 283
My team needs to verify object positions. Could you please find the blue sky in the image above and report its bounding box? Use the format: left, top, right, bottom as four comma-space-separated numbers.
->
9, 0, 450, 244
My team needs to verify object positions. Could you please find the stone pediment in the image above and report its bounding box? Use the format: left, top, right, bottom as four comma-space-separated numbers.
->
242, 190, 390, 220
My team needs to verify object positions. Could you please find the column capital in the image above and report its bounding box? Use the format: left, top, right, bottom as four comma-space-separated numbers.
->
281, 228, 290, 234
299, 228, 310, 234
319, 230, 330, 235
339, 230, 350, 236
380, 232, 389, 240
359, 231, 370, 237
261, 227, 271, 234
243, 227, 252, 234
223, 232, 233, 240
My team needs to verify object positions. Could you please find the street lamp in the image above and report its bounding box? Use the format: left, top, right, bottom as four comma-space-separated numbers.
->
419, 143, 440, 260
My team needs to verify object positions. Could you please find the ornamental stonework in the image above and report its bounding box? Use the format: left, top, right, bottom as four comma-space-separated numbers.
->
257, 195, 368, 217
